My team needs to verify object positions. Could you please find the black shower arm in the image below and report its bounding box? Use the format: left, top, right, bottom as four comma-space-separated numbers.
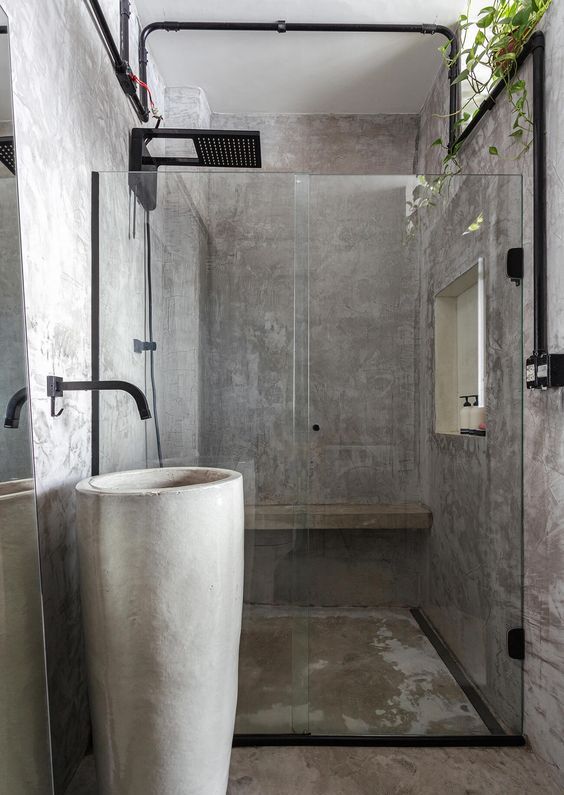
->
46, 376, 151, 420
137, 20, 460, 148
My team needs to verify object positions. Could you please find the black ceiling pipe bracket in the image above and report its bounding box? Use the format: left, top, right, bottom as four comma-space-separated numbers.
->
136, 20, 460, 151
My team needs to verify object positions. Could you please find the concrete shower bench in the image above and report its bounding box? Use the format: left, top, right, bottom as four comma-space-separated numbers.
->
244, 503, 433, 532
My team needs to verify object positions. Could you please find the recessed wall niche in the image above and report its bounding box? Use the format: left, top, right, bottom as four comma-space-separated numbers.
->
434, 259, 486, 435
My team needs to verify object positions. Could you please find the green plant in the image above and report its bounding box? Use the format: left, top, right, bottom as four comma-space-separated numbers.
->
434, 0, 552, 169
405, 0, 551, 240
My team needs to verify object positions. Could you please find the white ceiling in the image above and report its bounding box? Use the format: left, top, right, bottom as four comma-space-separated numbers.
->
135, 0, 467, 115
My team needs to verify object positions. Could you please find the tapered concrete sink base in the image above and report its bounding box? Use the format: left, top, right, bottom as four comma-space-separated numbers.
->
76, 467, 244, 795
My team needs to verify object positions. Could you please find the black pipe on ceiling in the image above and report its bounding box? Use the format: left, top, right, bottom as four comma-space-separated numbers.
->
136, 20, 460, 145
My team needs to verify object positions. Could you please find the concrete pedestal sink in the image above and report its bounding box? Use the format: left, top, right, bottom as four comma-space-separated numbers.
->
76, 467, 244, 795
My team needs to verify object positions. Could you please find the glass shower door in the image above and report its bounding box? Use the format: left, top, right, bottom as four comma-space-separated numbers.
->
193, 171, 310, 737
97, 169, 524, 742
97, 170, 311, 737
303, 173, 524, 738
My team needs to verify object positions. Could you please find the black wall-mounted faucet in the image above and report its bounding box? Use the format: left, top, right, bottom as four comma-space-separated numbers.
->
4, 387, 27, 428
47, 376, 151, 420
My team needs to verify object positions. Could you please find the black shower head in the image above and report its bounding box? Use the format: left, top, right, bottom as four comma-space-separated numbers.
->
130, 127, 262, 171
0, 136, 15, 174
192, 130, 261, 168
129, 127, 262, 211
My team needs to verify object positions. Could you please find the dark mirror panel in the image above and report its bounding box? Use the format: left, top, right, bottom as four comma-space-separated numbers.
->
0, 7, 54, 794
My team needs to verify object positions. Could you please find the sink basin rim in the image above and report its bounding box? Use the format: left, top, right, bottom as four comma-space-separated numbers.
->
76, 466, 242, 497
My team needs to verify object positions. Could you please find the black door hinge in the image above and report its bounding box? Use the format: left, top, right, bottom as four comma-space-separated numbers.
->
507, 247, 523, 286
507, 628, 525, 660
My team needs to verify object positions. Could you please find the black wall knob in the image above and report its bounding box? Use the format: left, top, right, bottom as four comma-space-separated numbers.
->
312, 424, 320, 431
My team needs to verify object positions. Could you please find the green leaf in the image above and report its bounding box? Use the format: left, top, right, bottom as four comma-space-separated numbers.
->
453, 69, 470, 85
509, 79, 526, 93
489, 146, 499, 155
431, 138, 444, 147
512, 9, 531, 27
464, 212, 485, 235
477, 12, 495, 27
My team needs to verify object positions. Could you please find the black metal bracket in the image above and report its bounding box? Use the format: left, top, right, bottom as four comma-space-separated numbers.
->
507, 248, 524, 286
134, 338, 157, 353
47, 376, 65, 417
507, 628, 525, 660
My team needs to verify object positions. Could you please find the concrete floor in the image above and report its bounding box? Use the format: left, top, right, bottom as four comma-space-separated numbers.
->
236, 607, 487, 735
69, 608, 561, 794
67, 747, 564, 794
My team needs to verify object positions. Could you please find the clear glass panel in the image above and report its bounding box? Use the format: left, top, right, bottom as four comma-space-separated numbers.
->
0, 177, 53, 795
98, 171, 309, 735
97, 170, 522, 740
0, 8, 54, 787
306, 173, 523, 736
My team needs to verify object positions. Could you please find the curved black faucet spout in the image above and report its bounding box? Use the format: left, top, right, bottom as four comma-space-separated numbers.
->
4, 387, 27, 428
47, 376, 151, 420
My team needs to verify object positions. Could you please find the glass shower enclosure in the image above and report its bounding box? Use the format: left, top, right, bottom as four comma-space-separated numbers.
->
96, 170, 523, 742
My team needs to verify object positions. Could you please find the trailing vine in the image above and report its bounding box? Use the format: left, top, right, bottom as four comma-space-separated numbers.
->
436, 0, 552, 166
406, 0, 552, 240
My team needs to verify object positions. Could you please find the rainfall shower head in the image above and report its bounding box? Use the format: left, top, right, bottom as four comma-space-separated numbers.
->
129, 127, 262, 211
0, 136, 15, 174
192, 131, 261, 168
130, 127, 262, 170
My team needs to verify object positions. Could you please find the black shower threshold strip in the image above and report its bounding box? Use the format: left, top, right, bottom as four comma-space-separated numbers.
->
232, 734, 525, 747
410, 608, 506, 737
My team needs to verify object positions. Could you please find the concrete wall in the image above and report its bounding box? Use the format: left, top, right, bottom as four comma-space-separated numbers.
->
417, 1, 564, 768
211, 112, 419, 173
124, 107, 423, 608
308, 177, 419, 505
195, 116, 422, 608
415, 173, 523, 732
200, 113, 420, 505
3, 1, 164, 789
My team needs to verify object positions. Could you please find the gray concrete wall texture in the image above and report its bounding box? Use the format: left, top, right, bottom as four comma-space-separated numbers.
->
417, 0, 564, 768
3, 0, 165, 789
415, 174, 523, 732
